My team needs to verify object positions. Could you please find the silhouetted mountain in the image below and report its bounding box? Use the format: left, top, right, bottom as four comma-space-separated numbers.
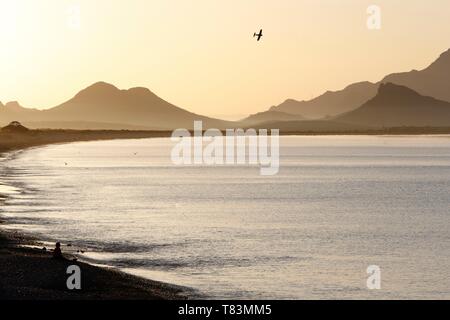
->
4, 48, 450, 131
335, 83, 450, 127
266, 48, 450, 122
21, 121, 167, 131
4, 101, 25, 112
241, 111, 305, 126
0, 101, 40, 123
252, 120, 370, 132
382, 48, 450, 102
269, 82, 379, 119
2, 121, 29, 133
0, 82, 232, 130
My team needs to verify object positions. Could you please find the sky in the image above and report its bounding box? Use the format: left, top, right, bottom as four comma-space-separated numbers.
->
1, 0, 449, 120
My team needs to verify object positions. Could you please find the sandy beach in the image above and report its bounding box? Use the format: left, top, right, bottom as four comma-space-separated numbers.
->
0, 227, 190, 300
0, 129, 192, 300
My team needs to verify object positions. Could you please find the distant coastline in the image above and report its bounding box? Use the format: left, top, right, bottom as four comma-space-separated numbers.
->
2, 126, 450, 155
0, 129, 174, 154
272, 127, 450, 136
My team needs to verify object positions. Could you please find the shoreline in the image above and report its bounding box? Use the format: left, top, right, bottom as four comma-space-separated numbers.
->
1, 129, 449, 300
0, 224, 192, 300
0, 130, 195, 300
0, 129, 173, 154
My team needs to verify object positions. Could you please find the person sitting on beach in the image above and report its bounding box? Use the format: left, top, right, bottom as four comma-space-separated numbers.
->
52, 242, 64, 259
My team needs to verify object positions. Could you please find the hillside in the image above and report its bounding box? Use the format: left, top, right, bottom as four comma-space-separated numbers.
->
241, 111, 305, 126
382, 48, 450, 102
269, 82, 379, 119
0, 82, 231, 130
335, 83, 450, 127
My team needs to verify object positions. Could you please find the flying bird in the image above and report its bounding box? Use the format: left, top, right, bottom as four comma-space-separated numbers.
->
253, 29, 263, 41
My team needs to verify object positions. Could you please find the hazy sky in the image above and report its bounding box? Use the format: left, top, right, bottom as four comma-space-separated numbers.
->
1, 0, 449, 119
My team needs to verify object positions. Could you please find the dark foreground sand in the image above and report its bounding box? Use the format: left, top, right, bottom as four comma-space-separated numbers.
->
0, 228, 190, 300
0, 129, 192, 300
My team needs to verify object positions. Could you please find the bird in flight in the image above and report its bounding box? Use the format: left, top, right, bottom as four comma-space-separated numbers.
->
253, 29, 263, 41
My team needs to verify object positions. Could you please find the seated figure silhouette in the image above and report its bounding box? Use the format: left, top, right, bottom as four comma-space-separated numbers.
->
52, 242, 64, 259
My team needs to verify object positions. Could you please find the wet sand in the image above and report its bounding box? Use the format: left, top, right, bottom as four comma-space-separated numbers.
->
0, 228, 190, 300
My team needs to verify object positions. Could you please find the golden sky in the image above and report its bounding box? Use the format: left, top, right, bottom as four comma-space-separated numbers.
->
1, 0, 449, 119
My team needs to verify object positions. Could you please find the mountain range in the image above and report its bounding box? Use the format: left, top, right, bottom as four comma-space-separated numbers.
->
381, 48, 450, 102
0, 82, 232, 130
265, 48, 450, 122
2, 48, 450, 131
267, 81, 379, 119
335, 83, 450, 127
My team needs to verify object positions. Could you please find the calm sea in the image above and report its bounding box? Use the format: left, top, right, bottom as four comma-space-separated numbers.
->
1, 135, 450, 299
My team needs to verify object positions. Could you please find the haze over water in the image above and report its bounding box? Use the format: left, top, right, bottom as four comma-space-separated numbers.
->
1, 136, 450, 299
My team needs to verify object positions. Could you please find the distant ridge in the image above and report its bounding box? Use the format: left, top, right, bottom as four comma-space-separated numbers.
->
3, 48, 450, 130
262, 48, 450, 123
335, 83, 450, 127
269, 81, 379, 119
241, 110, 305, 126
252, 120, 370, 132
0, 82, 232, 130
382, 48, 450, 102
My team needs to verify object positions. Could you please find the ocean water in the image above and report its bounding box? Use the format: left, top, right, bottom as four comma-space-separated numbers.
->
1, 135, 450, 299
